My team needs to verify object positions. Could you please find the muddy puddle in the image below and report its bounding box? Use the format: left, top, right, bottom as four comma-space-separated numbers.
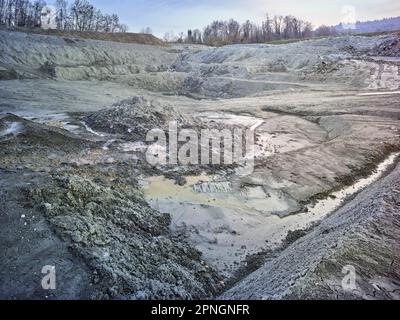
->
141, 152, 400, 278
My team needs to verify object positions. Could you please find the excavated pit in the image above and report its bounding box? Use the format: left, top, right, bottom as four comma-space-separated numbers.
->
0, 30, 400, 299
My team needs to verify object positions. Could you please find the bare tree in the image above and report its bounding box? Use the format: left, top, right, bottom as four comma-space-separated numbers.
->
261, 14, 273, 42
163, 31, 173, 42
227, 19, 239, 43
272, 15, 282, 38
302, 21, 313, 38
119, 23, 128, 32
315, 25, 337, 37
240, 20, 252, 42
141, 26, 152, 34
55, 0, 67, 29
71, 0, 95, 31
0, 0, 127, 33
186, 29, 192, 43
199, 16, 309, 45
192, 29, 201, 43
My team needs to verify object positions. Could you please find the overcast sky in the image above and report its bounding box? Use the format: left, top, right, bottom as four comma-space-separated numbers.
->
80, 0, 400, 36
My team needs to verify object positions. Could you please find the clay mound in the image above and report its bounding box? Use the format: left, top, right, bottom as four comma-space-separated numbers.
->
84, 97, 187, 140
371, 36, 400, 56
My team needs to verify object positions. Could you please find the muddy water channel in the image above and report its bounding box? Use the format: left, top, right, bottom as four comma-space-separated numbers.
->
141, 153, 400, 277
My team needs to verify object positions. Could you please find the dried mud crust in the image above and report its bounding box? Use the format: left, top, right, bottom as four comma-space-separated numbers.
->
27, 166, 222, 300
0, 111, 227, 300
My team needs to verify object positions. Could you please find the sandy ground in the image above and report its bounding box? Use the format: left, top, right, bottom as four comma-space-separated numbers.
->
0, 30, 399, 299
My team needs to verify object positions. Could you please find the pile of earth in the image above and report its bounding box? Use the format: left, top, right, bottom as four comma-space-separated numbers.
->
370, 36, 400, 57
0, 114, 95, 170
28, 167, 221, 300
84, 96, 190, 140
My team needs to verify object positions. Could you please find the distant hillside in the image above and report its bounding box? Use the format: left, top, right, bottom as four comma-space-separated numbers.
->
1, 27, 165, 46
334, 16, 400, 34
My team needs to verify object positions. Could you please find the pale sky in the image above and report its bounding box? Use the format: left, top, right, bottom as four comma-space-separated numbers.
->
80, 0, 400, 36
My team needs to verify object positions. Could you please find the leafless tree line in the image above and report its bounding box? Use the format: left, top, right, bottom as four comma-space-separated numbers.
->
0, 0, 128, 32
169, 14, 315, 45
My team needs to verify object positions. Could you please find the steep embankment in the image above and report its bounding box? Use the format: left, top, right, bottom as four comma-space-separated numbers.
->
221, 159, 400, 300
174, 34, 400, 98
2, 31, 400, 97
0, 30, 185, 91
2, 27, 165, 45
